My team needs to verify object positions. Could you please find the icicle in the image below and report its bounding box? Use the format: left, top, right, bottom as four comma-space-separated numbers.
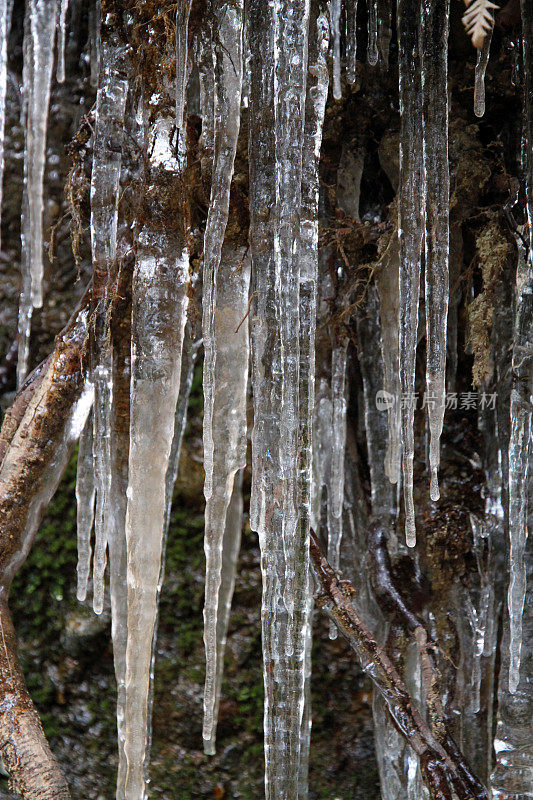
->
421, 0, 450, 504
76, 405, 95, 602
377, 0, 392, 67
25, 0, 58, 310
202, 0, 244, 504
357, 288, 395, 521
298, 9, 329, 788
0, 0, 12, 249
507, 0, 533, 696
123, 117, 190, 800
16, 262, 32, 388
248, 0, 311, 794
200, 0, 244, 754
17, 0, 57, 385
507, 384, 531, 695
56, 0, 69, 83
197, 26, 215, 176
345, 0, 359, 84
203, 247, 250, 755
331, 0, 342, 99
397, 0, 424, 546
376, 242, 401, 485
204, 470, 245, 751
327, 338, 348, 640
89, 0, 101, 89
89, 32, 129, 615
367, 0, 378, 65
175, 0, 192, 130
298, 600, 313, 800
143, 321, 200, 792
474, 30, 492, 118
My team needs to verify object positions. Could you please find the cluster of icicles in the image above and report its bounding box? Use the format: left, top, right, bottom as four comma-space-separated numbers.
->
3, 0, 533, 797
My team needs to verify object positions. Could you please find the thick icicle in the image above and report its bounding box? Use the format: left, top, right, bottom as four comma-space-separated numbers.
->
327, 338, 348, 640
89, 33, 129, 615
474, 30, 492, 118
203, 246, 250, 754
56, 0, 69, 82
421, 0, 450, 503
143, 321, 200, 787
397, 0, 424, 546
491, 10, 533, 785
123, 119, 190, 800
248, 0, 311, 794
175, 0, 192, 130
76, 406, 95, 602
201, 0, 244, 755
367, 0, 378, 65
506, 0, 533, 696
331, 0, 342, 99
202, 0, 244, 504
507, 257, 533, 694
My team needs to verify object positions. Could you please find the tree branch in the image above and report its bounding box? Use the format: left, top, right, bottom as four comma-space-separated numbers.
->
0, 289, 91, 800
309, 529, 489, 800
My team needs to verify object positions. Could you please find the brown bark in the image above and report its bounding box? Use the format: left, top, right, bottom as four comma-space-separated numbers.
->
0, 290, 90, 799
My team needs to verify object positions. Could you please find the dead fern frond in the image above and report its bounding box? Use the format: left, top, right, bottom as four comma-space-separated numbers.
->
462, 0, 499, 49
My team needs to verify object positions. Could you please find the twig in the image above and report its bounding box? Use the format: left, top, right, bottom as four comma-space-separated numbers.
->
367, 522, 489, 800
309, 529, 489, 800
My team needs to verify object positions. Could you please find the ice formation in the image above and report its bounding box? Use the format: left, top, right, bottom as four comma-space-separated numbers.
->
5, 1, 533, 799
18, 0, 57, 385
397, 0, 424, 546
90, 33, 129, 615
421, 0, 450, 504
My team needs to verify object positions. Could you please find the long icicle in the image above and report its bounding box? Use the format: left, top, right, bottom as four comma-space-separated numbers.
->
421, 0, 450, 504
90, 31, 129, 615
397, 0, 424, 547
203, 246, 250, 754
298, 4, 329, 792
109, 256, 134, 800
0, 0, 12, 247
123, 118, 190, 800
26, 0, 57, 310
18, 0, 57, 386
506, 0, 533, 694
248, 0, 311, 794
201, 0, 245, 754
327, 337, 348, 640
